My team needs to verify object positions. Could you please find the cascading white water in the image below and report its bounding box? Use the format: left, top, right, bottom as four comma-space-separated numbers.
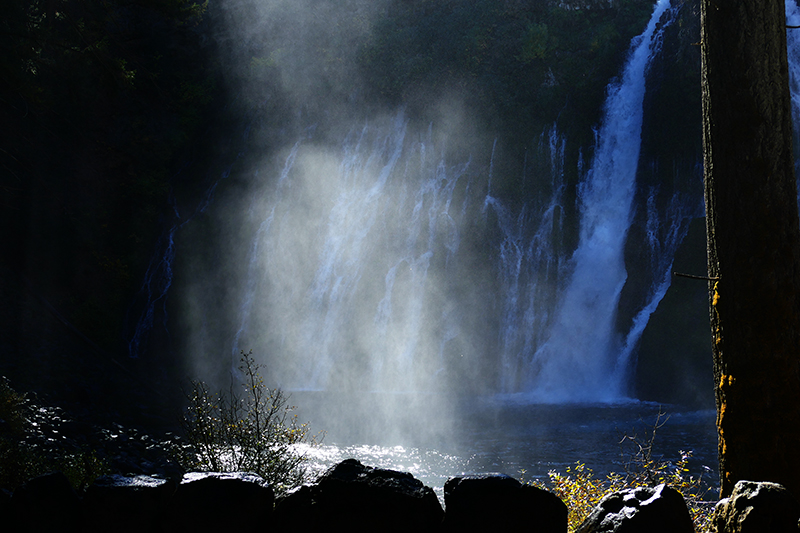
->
231, 141, 301, 359
487, 127, 567, 393
787, 1, 800, 119
234, 114, 475, 392
519, 0, 676, 402
224, 0, 695, 401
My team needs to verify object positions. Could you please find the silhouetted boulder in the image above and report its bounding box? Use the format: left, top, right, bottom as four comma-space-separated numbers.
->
10, 471, 81, 533
83, 474, 176, 533
274, 458, 444, 531
576, 483, 694, 533
161, 472, 274, 532
0, 488, 12, 518
710, 480, 800, 533
442, 473, 567, 532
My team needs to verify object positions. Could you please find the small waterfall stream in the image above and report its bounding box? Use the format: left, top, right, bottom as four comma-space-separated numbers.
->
126, 163, 235, 359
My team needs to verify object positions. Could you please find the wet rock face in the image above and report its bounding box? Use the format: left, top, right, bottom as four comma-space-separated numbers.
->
710, 480, 800, 533
274, 458, 444, 532
442, 473, 567, 532
576, 483, 694, 533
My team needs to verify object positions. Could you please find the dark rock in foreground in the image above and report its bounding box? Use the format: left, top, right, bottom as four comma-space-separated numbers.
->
13, 462, 800, 533
10, 471, 81, 533
83, 474, 176, 533
163, 472, 274, 532
710, 480, 800, 533
274, 458, 443, 531
576, 483, 694, 533
9, 471, 273, 533
442, 473, 567, 532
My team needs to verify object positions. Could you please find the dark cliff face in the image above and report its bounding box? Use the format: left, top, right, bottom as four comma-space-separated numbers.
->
2, 1, 215, 339
0, 1, 225, 419
633, 218, 714, 407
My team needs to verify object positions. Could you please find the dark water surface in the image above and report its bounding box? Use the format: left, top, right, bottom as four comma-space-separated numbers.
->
290, 392, 718, 499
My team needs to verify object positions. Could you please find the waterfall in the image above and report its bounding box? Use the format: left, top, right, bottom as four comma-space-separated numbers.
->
191, 0, 687, 400
148, 0, 703, 404
125, 107, 269, 359
787, 1, 800, 121
231, 141, 301, 359
519, 0, 677, 402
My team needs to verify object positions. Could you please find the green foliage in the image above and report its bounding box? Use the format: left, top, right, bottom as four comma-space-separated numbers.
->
542, 462, 626, 529
528, 412, 714, 532
0, 378, 109, 491
615, 412, 713, 532
0, 440, 108, 493
521, 23, 551, 62
0, 377, 27, 436
179, 351, 321, 493
355, 0, 664, 159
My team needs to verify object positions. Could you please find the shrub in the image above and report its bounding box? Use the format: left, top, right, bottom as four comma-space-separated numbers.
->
179, 350, 320, 493
528, 411, 715, 532
543, 462, 626, 529
0, 377, 109, 491
616, 411, 714, 531
0, 377, 26, 436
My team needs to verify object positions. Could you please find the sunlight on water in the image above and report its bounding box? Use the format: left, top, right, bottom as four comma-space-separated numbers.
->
292, 400, 718, 502
298, 443, 466, 500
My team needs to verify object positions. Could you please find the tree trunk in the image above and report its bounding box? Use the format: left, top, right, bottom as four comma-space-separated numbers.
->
701, 0, 800, 497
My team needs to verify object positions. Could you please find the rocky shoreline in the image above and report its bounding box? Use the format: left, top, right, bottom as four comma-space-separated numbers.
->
5, 459, 798, 533
2, 382, 796, 532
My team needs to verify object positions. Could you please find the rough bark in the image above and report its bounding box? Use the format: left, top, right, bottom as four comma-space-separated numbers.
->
701, 0, 800, 497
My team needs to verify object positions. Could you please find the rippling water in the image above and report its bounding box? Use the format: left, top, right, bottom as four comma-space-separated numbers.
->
290, 392, 718, 500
